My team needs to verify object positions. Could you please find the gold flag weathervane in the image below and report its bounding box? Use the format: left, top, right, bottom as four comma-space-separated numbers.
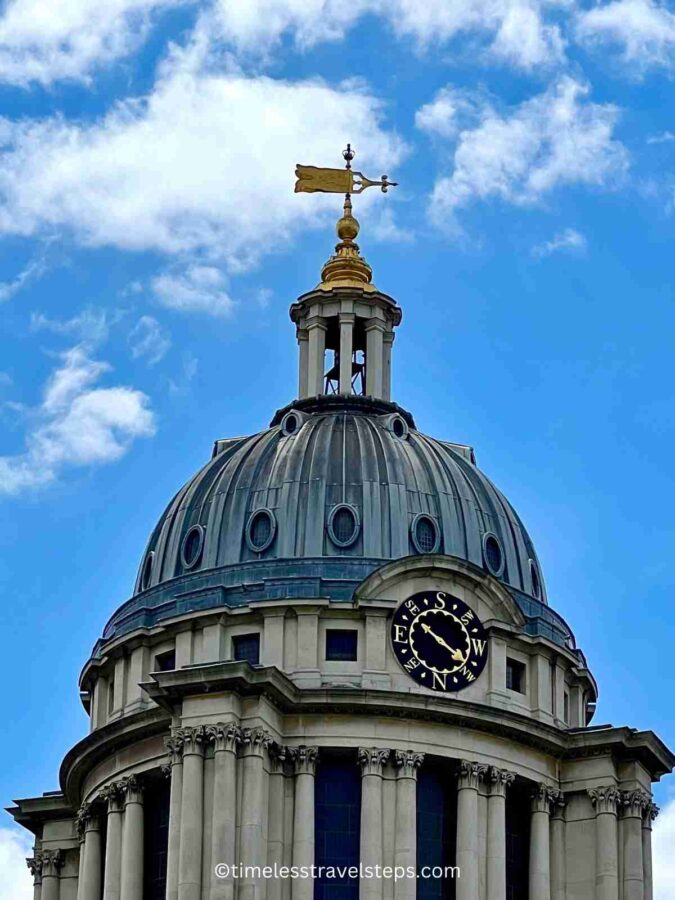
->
294, 144, 397, 195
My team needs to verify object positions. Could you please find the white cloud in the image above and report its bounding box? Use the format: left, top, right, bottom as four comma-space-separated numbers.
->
576, 0, 675, 71
532, 226, 587, 256
415, 87, 482, 140
128, 315, 171, 364
0, 345, 155, 494
0, 56, 404, 271
30, 308, 111, 345
648, 130, 675, 144
654, 795, 675, 898
0, 0, 184, 86
422, 77, 627, 229
0, 249, 48, 302
0, 826, 32, 900
152, 265, 234, 317
212, 0, 567, 69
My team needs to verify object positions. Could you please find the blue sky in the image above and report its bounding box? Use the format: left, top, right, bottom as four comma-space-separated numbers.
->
1, 0, 675, 894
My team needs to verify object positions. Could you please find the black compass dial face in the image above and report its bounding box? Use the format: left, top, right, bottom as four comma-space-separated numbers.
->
390, 591, 489, 692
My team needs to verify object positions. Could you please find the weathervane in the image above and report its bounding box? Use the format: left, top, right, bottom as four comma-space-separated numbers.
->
294, 144, 398, 197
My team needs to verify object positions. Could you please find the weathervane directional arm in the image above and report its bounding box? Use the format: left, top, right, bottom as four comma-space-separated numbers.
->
294, 145, 398, 195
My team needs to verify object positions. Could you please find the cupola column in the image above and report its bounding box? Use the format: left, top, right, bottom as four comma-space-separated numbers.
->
296, 328, 309, 400
178, 726, 208, 900
642, 802, 658, 900
306, 319, 326, 397
290, 746, 319, 900
382, 332, 394, 401
339, 313, 355, 394
621, 791, 649, 900
101, 784, 124, 900
119, 776, 144, 900
164, 735, 184, 900
393, 751, 424, 900
588, 787, 620, 900
207, 724, 241, 900
529, 784, 559, 900
365, 319, 385, 398
359, 748, 391, 900
455, 761, 487, 900
486, 767, 515, 900
239, 728, 273, 900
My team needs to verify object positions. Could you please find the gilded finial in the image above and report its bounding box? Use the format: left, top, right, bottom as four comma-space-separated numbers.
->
294, 145, 398, 290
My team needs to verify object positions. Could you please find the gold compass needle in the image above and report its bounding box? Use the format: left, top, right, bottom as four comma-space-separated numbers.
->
421, 622, 466, 662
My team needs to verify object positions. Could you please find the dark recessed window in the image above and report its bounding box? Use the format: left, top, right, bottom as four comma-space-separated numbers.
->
281, 412, 299, 436
506, 658, 526, 694
483, 532, 505, 577
530, 560, 542, 599
154, 650, 175, 672
108, 680, 115, 715
411, 514, 440, 554
181, 525, 204, 570
246, 509, 276, 553
141, 551, 154, 591
564, 690, 570, 725
392, 416, 408, 439
325, 629, 358, 661
327, 504, 360, 548
233, 633, 260, 666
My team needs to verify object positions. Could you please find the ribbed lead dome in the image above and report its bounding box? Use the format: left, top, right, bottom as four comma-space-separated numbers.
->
134, 396, 545, 602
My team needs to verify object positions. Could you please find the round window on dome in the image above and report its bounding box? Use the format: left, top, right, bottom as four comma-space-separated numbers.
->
181, 524, 204, 570
482, 532, 505, 577
411, 514, 440, 554
327, 503, 360, 548
141, 551, 154, 591
246, 509, 277, 553
280, 411, 301, 437
392, 416, 408, 440
530, 559, 542, 599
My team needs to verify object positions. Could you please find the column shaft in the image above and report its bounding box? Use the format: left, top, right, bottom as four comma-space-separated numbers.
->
456, 761, 487, 900
307, 322, 326, 397
102, 788, 123, 900
529, 785, 556, 900
120, 777, 144, 900
365, 323, 384, 398
178, 728, 207, 900
550, 805, 566, 900
166, 740, 184, 900
297, 330, 309, 399
209, 725, 240, 900
291, 747, 318, 900
487, 769, 514, 900
588, 788, 620, 900
81, 821, 102, 900
239, 729, 272, 900
359, 748, 390, 900
339, 315, 354, 394
642, 801, 657, 900
41, 852, 63, 900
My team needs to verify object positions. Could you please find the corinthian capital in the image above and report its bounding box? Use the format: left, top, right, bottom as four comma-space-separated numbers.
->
99, 781, 124, 812
40, 850, 63, 877
531, 783, 561, 814
644, 801, 660, 827
488, 767, 515, 797
358, 747, 390, 776
289, 745, 319, 776
205, 722, 242, 754
240, 727, 273, 757
26, 856, 43, 882
176, 725, 209, 757
588, 786, 621, 815
75, 801, 101, 841
119, 774, 144, 804
621, 789, 651, 818
164, 733, 185, 766
394, 750, 424, 779
457, 760, 488, 791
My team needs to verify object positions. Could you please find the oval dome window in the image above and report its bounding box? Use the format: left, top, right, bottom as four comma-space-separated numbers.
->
482, 532, 505, 577
181, 524, 205, 570
141, 550, 154, 591
411, 514, 440, 554
281, 412, 301, 437
327, 504, 360, 548
246, 509, 277, 553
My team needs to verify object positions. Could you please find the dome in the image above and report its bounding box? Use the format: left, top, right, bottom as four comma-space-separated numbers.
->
113, 395, 546, 643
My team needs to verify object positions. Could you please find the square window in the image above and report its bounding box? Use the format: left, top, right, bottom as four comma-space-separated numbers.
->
154, 650, 175, 672
506, 658, 526, 694
233, 633, 260, 666
325, 629, 358, 661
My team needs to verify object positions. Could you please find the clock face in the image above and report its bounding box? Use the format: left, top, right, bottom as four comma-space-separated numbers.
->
391, 590, 489, 692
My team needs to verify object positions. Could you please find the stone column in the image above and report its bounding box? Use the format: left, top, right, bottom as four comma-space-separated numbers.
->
207, 724, 241, 900
239, 727, 273, 900
642, 802, 658, 900
550, 794, 566, 900
622, 790, 649, 900
77, 803, 103, 900
456, 761, 487, 900
339, 313, 355, 394
291, 746, 319, 900
365, 320, 385, 398
164, 735, 185, 900
102, 784, 124, 900
393, 751, 423, 900
267, 744, 288, 900
588, 787, 621, 900
178, 726, 208, 900
40, 851, 63, 900
120, 776, 144, 900
382, 333, 394, 401
529, 784, 558, 900
297, 328, 309, 399
307, 319, 326, 397
486, 768, 514, 900
27, 855, 43, 900
359, 748, 390, 900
